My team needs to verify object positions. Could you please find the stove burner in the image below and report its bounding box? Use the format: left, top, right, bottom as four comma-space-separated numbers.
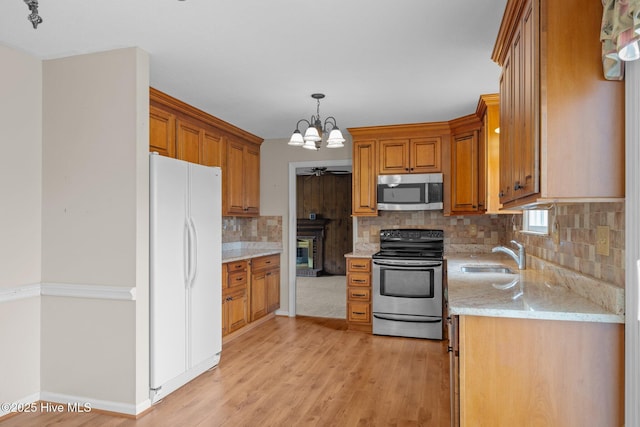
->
373, 228, 444, 260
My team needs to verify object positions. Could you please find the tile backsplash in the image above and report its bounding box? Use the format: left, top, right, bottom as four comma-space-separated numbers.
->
222, 216, 282, 243
506, 202, 625, 288
355, 202, 625, 289
355, 211, 509, 254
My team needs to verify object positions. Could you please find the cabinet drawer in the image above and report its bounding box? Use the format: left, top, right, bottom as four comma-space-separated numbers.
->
348, 302, 371, 323
348, 272, 371, 287
347, 258, 371, 273
227, 260, 248, 273
227, 271, 247, 289
252, 254, 279, 271
348, 287, 370, 302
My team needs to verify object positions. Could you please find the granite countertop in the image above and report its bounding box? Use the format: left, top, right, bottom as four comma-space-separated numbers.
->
344, 251, 377, 259
446, 253, 624, 324
222, 242, 282, 263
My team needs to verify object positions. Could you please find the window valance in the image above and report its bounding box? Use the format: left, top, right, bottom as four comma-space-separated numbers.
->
601, 0, 640, 80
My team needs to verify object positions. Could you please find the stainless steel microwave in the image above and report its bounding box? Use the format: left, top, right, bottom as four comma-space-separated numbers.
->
377, 173, 443, 211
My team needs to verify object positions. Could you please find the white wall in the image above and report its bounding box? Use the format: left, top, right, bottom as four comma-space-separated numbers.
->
0, 44, 42, 407
259, 138, 353, 314
40, 48, 149, 412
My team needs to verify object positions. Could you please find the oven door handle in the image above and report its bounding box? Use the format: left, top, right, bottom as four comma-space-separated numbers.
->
373, 313, 443, 323
373, 260, 442, 268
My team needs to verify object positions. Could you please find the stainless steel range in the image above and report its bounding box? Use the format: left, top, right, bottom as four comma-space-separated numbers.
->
372, 229, 444, 340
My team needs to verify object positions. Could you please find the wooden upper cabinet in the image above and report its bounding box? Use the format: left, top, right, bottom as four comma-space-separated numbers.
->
349, 123, 448, 217
378, 137, 441, 174
476, 94, 518, 215
149, 87, 263, 216
378, 139, 409, 174
450, 131, 479, 214
224, 138, 260, 216
492, 0, 624, 208
201, 130, 224, 167
447, 114, 483, 216
176, 119, 202, 164
149, 105, 176, 157
351, 139, 378, 216
411, 137, 441, 173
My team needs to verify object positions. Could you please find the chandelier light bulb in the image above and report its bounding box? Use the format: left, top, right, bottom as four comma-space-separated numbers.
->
288, 130, 304, 146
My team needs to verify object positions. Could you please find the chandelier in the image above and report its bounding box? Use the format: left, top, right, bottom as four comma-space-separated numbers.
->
24, 0, 43, 29
288, 94, 345, 150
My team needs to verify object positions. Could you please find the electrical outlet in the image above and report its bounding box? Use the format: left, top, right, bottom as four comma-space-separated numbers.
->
596, 226, 610, 256
551, 220, 560, 245
468, 224, 477, 237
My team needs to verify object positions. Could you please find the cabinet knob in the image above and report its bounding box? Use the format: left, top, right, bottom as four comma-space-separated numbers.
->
514, 181, 523, 191
499, 191, 505, 197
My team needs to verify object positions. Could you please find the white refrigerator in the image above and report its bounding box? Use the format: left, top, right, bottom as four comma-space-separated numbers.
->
149, 153, 222, 403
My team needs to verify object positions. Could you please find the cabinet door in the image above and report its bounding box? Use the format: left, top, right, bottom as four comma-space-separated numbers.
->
177, 119, 202, 164
201, 130, 223, 167
222, 297, 229, 336
266, 268, 280, 313
411, 137, 441, 173
243, 143, 260, 215
227, 290, 248, 333
499, 50, 515, 204
149, 106, 176, 157
352, 139, 378, 216
225, 140, 246, 215
517, 0, 538, 200
378, 139, 410, 174
251, 272, 267, 321
451, 131, 479, 213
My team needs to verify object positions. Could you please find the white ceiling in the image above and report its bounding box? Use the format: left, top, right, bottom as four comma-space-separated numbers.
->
1, 0, 507, 140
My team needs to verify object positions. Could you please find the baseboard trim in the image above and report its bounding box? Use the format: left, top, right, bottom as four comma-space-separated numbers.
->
0, 392, 40, 418
39, 391, 149, 416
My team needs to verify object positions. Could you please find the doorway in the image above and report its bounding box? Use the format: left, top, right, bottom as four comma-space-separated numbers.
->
288, 159, 353, 318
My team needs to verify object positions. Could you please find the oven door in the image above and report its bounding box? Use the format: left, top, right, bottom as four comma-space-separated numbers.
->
372, 258, 443, 317
372, 258, 443, 339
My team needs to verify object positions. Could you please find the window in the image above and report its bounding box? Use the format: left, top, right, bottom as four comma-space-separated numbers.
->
522, 209, 549, 234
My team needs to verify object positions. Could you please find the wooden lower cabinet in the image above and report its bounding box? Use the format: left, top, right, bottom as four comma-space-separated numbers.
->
250, 254, 280, 322
223, 254, 280, 338
346, 257, 372, 332
457, 315, 624, 427
223, 287, 248, 335
222, 261, 249, 337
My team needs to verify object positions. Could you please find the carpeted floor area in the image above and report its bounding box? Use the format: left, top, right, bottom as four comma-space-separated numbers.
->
296, 275, 346, 319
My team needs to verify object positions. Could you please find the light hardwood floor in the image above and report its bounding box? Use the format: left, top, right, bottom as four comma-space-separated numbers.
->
1, 316, 451, 426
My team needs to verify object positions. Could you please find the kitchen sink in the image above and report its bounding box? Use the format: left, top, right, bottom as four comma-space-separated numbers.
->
460, 264, 515, 274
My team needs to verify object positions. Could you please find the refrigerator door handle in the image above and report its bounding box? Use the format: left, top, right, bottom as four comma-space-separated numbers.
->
188, 217, 198, 287
184, 220, 191, 288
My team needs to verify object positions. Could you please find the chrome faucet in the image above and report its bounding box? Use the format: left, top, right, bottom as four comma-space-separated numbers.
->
492, 240, 526, 270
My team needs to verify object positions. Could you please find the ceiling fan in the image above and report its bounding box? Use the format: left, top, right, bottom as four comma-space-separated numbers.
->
299, 167, 351, 177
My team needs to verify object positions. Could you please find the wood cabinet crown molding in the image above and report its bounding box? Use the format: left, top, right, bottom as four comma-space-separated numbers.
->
448, 113, 482, 134
491, 0, 527, 65
475, 93, 499, 119
347, 121, 451, 139
150, 87, 263, 146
